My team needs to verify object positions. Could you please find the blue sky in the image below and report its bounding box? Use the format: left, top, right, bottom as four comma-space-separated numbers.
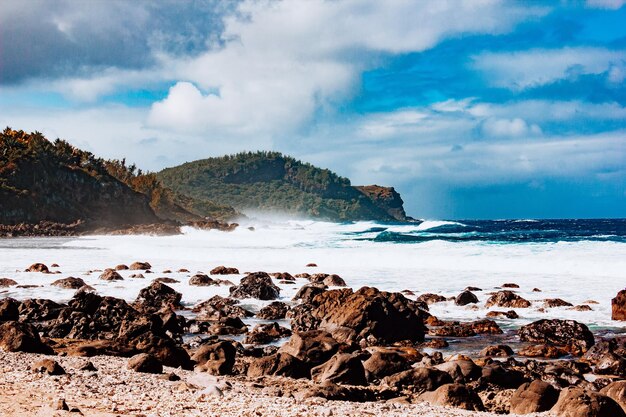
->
1, 0, 625, 219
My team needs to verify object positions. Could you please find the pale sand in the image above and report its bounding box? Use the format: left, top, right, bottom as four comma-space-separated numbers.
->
0, 351, 555, 417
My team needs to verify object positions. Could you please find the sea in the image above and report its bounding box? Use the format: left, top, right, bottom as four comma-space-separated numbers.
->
1, 218, 625, 345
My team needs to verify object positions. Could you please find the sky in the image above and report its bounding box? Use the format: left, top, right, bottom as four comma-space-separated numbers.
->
0, 0, 625, 219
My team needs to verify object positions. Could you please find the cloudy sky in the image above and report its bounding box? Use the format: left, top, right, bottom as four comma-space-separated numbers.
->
1, 0, 625, 219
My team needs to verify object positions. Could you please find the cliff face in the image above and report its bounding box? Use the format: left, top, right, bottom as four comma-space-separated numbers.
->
356, 185, 407, 221
158, 151, 411, 222
0, 129, 160, 228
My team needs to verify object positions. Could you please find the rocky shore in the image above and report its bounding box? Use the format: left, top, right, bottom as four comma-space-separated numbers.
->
1, 262, 625, 416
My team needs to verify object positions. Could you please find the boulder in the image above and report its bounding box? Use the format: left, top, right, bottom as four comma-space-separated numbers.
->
243, 322, 291, 345
192, 296, 253, 320
32, 359, 65, 375
552, 387, 625, 417
417, 293, 447, 305
153, 277, 179, 284
486, 310, 519, 319
272, 272, 295, 281
18, 298, 63, 322
383, 367, 453, 393
210, 266, 239, 275
502, 283, 520, 288
418, 383, 484, 411
278, 330, 339, 367
0, 298, 19, 321
257, 301, 289, 320
363, 350, 411, 381
455, 290, 479, 306
293, 285, 326, 303
189, 274, 218, 286
480, 344, 514, 357
191, 341, 236, 375
128, 353, 163, 374
600, 381, 626, 413
518, 344, 568, 359
593, 351, 626, 377
485, 291, 531, 308
434, 360, 482, 382
613, 290, 626, 321
311, 353, 367, 386
99, 269, 123, 281
509, 380, 559, 414
115, 264, 129, 270
129, 261, 151, 270
0, 278, 18, 287
134, 281, 182, 313
51, 277, 86, 289
298, 381, 377, 402
247, 352, 309, 378
519, 319, 595, 356
290, 287, 426, 345
25, 263, 49, 273
481, 363, 526, 389
0, 321, 53, 353
229, 272, 280, 300
309, 273, 346, 287
543, 298, 573, 308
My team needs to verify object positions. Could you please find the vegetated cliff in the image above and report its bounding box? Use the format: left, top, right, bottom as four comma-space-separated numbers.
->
0, 128, 237, 234
157, 151, 411, 222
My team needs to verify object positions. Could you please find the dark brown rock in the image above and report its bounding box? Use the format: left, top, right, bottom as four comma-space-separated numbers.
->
0, 298, 19, 321
417, 293, 447, 305
0, 321, 53, 353
485, 291, 531, 308
292, 284, 326, 303
481, 363, 526, 389
502, 283, 520, 288
418, 383, 484, 411
128, 353, 163, 374
278, 330, 339, 367
99, 269, 123, 281
613, 290, 626, 321
383, 367, 453, 393
363, 350, 411, 381
480, 344, 514, 357
247, 352, 309, 378
518, 319, 595, 356
0, 278, 18, 287
509, 380, 559, 414
543, 298, 573, 308
243, 322, 291, 345
189, 274, 218, 286
115, 264, 129, 270
486, 310, 519, 319
311, 353, 367, 386
129, 261, 151, 270
51, 277, 86, 289
210, 266, 239, 275
518, 344, 569, 359
600, 381, 626, 413
32, 359, 65, 375
25, 263, 49, 273
134, 281, 182, 313
257, 301, 290, 320
552, 387, 625, 417
229, 272, 280, 300
153, 277, 179, 284
455, 290, 478, 306
191, 341, 236, 375
192, 296, 253, 320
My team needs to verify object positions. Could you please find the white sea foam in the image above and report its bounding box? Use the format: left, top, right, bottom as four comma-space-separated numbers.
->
0, 221, 624, 330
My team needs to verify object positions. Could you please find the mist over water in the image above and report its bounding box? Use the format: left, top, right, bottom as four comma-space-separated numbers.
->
1, 219, 625, 333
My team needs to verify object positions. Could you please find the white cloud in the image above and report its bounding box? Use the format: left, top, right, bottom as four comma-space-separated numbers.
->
472, 47, 626, 90
147, 0, 546, 137
482, 118, 542, 137
586, 0, 626, 9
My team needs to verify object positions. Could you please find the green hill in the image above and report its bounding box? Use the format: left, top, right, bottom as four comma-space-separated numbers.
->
157, 151, 409, 222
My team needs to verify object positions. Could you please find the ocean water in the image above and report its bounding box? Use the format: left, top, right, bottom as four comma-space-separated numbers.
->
0, 219, 625, 335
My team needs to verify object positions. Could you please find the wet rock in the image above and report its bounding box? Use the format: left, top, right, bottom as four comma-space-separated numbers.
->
193, 296, 253, 320
129, 261, 151, 270
189, 274, 218, 286
25, 263, 49, 273
481, 344, 514, 357
613, 290, 626, 321
115, 264, 129, 270
502, 283, 520, 288
455, 290, 478, 306
257, 301, 290, 320
210, 266, 239, 275
32, 359, 66, 375
243, 322, 291, 345
519, 319, 595, 356
128, 353, 163, 374
509, 380, 559, 414
311, 353, 367, 386
543, 298, 573, 308
552, 387, 625, 417
571, 304, 593, 311
363, 350, 411, 381
309, 273, 346, 287
481, 363, 526, 389
230, 272, 280, 300
0, 298, 19, 321
247, 352, 309, 378
0, 321, 53, 353
19, 298, 63, 321
518, 344, 568, 359
191, 341, 236, 375
153, 277, 179, 284
434, 359, 482, 382
289, 287, 426, 345
306, 263, 318, 267
418, 383, 484, 411
593, 351, 626, 377
485, 291, 531, 308
99, 269, 123, 281
429, 319, 501, 337
298, 381, 377, 402
129, 273, 144, 279
279, 330, 339, 367
272, 272, 295, 281
134, 281, 182, 313
293, 284, 327, 303
465, 286, 482, 291
383, 367, 453, 393
417, 293, 447, 305
51, 277, 86, 289
421, 339, 449, 349
600, 381, 626, 413
0, 278, 18, 287
486, 310, 519, 319
471, 319, 502, 334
